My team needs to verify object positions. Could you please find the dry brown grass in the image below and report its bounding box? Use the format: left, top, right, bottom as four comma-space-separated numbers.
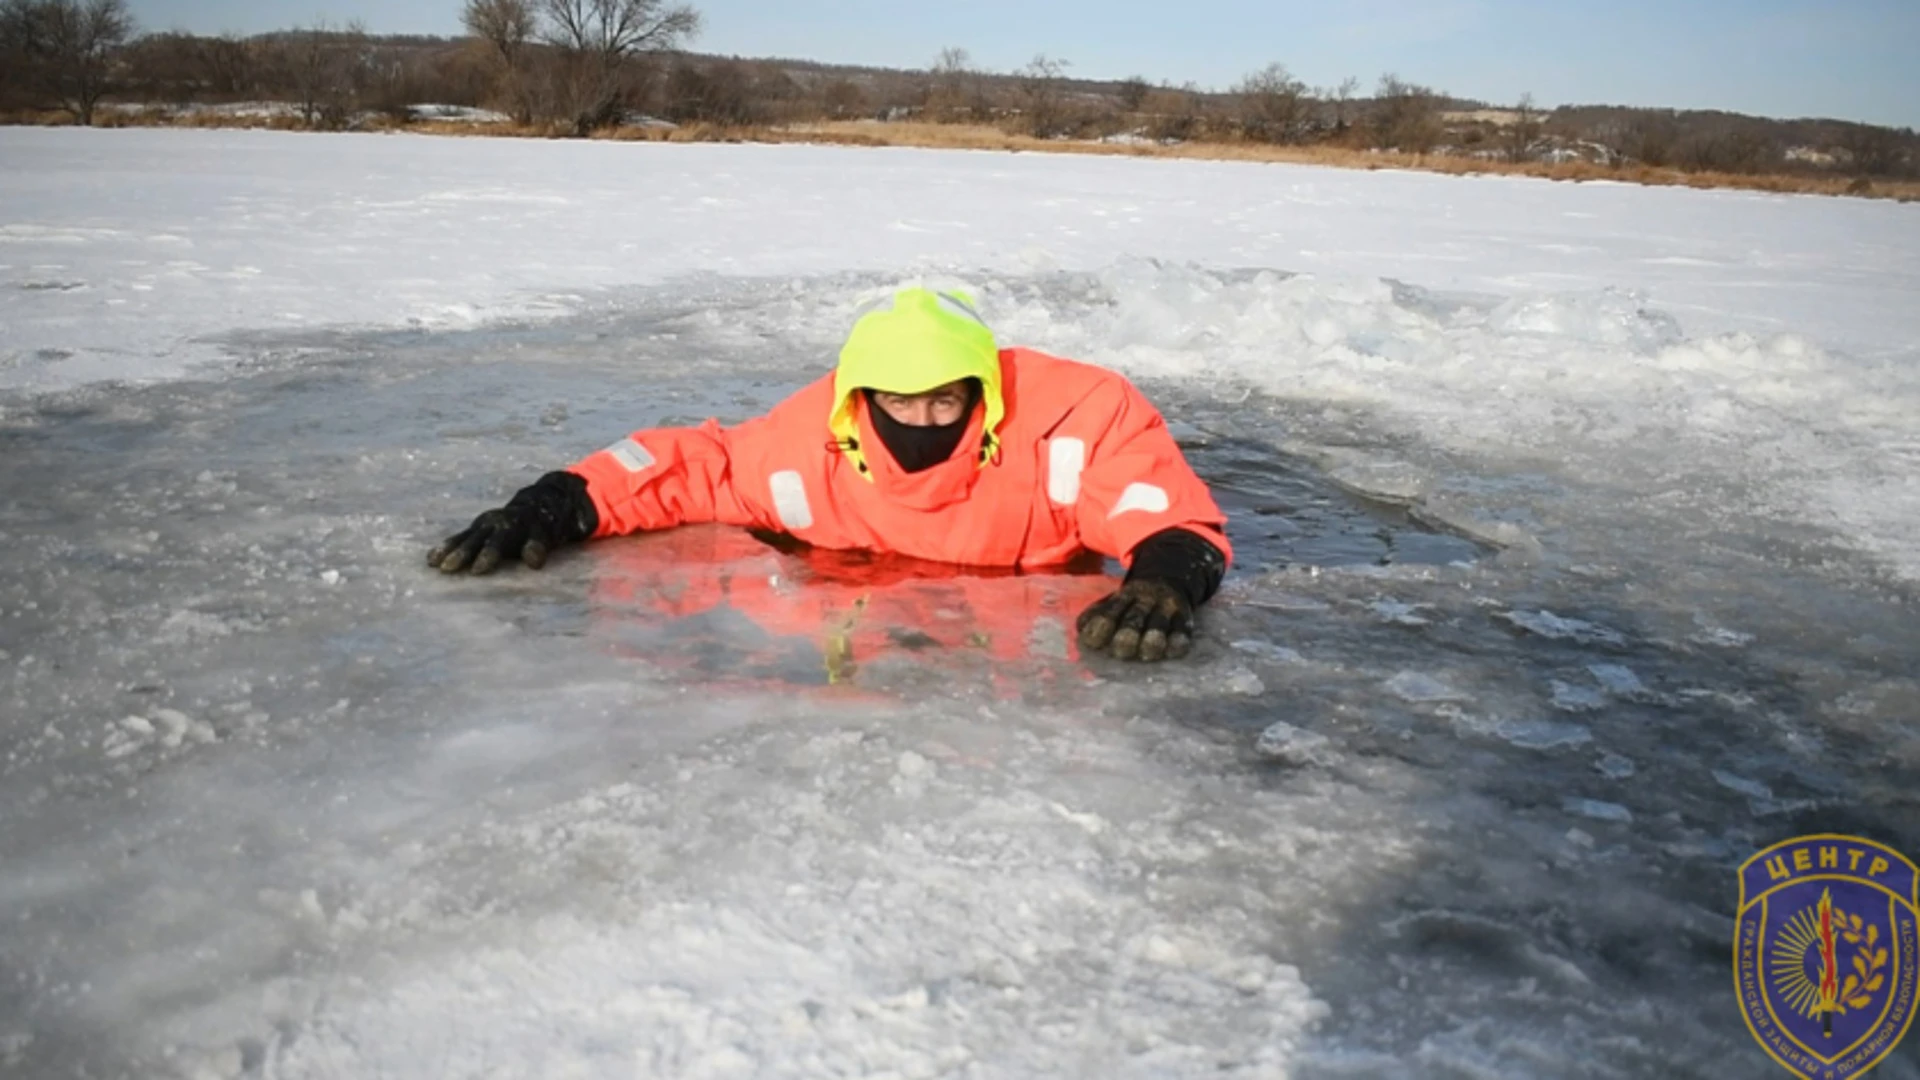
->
753, 121, 1920, 202
7, 112, 1916, 202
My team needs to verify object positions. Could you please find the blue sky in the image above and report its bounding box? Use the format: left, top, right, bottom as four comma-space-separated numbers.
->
127, 0, 1919, 128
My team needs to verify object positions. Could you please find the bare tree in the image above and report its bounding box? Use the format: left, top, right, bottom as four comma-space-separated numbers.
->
1141, 83, 1204, 143
1369, 73, 1442, 153
819, 76, 865, 120
1614, 111, 1679, 167
1329, 75, 1359, 135
279, 20, 370, 128
0, 0, 135, 124
932, 45, 969, 75
1839, 124, 1909, 178
539, 0, 700, 135
194, 32, 255, 98
1676, 127, 1773, 174
1235, 62, 1307, 143
361, 37, 440, 121
462, 0, 536, 122
1502, 92, 1542, 163
926, 45, 976, 121
122, 29, 198, 103
1015, 53, 1072, 138
661, 56, 759, 125
1114, 74, 1149, 112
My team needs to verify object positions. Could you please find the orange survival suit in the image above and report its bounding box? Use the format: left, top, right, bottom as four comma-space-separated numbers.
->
566, 347, 1231, 572
429, 287, 1232, 662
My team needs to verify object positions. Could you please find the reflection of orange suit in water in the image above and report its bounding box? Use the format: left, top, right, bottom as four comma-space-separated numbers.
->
586, 525, 1122, 684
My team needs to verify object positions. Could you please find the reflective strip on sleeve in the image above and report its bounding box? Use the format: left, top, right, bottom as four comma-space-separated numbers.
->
1047, 437, 1085, 506
605, 437, 656, 473
1107, 482, 1171, 519
770, 470, 813, 530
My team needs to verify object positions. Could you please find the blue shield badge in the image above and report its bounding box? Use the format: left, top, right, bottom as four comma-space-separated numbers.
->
1736, 835, 1919, 1079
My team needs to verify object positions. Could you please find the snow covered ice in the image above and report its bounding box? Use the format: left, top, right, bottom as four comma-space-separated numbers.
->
4, 128, 1920, 1078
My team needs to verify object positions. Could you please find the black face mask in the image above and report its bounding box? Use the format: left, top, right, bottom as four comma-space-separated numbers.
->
864, 381, 982, 474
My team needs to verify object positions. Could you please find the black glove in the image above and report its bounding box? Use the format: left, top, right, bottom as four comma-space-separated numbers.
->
428, 471, 598, 575
1077, 527, 1226, 662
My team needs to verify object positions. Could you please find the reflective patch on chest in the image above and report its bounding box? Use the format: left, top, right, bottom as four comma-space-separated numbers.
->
1108, 482, 1171, 519
770, 470, 814, 530
1047, 437, 1085, 506
605, 437, 655, 473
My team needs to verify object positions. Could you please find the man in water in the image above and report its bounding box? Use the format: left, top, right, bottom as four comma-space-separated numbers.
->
430, 287, 1230, 662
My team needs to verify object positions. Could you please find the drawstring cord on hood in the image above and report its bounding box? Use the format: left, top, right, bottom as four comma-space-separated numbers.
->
824, 435, 869, 474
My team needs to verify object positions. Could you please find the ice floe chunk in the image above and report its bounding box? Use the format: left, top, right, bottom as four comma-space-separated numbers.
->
1563, 798, 1633, 824
1587, 664, 1646, 696
1222, 669, 1267, 696
1254, 722, 1335, 767
1231, 640, 1305, 664
1372, 600, 1431, 627
1492, 719, 1593, 750
1385, 671, 1469, 703
1712, 770, 1772, 800
1496, 609, 1626, 647
1549, 681, 1607, 712
1486, 287, 1683, 353
1, 1032, 33, 1070
101, 709, 216, 758
1689, 622, 1754, 648
1595, 753, 1637, 780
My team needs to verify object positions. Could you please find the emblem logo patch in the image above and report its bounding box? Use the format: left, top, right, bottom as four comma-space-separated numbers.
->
1736, 835, 1919, 1079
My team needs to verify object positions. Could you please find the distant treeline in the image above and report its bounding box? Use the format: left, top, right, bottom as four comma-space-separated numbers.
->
2, 0, 1914, 181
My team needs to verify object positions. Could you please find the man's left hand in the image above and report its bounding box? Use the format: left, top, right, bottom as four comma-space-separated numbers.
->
1077, 579, 1194, 662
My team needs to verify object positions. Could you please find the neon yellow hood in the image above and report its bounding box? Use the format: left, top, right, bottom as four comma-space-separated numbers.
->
830, 287, 1004, 475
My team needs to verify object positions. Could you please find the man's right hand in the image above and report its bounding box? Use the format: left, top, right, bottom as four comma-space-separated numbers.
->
428, 471, 598, 576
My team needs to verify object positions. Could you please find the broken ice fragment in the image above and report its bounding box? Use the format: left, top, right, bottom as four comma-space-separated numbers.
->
1496, 609, 1626, 647
1595, 753, 1636, 780
1711, 769, 1772, 800
1587, 664, 1646, 696
1563, 797, 1633, 823
1493, 718, 1593, 750
1386, 671, 1468, 703
1372, 600, 1431, 627
1231, 640, 1305, 664
1550, 681, 1606, 712
1689, 623, 1754, 648
1254, 722, 1334, 767
1223, 669, 1266, 696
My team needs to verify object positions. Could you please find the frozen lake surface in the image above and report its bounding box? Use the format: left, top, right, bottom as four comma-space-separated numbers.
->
2, 129, 1917, 1078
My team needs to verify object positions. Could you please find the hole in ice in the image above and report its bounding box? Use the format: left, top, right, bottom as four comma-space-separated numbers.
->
1186, 436, 1489, 572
